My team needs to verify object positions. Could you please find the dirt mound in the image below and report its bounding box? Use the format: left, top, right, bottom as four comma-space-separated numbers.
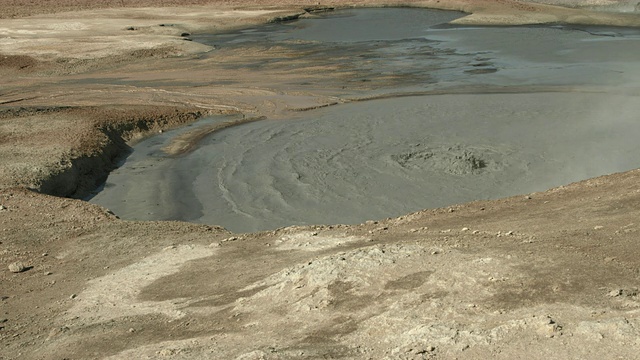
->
0, 54, 37, 71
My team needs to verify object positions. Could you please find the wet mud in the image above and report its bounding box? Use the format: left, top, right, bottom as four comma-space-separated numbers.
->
91, 8, 640, 232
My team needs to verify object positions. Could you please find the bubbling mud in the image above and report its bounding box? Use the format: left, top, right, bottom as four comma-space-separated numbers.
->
90, 8, 640, 232
91, 92, 640, 232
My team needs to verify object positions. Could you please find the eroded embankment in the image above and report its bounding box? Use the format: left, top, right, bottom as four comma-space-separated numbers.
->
0, 106, 218, 198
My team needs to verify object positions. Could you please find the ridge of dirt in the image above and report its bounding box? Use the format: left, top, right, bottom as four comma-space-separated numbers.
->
0, 106, 215, 198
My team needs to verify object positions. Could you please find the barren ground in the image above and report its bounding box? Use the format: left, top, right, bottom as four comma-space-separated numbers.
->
2, 1, 640, 359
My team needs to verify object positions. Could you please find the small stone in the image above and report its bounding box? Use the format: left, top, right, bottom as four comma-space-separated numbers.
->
370, 226, 389, 233
8, 262, 27, 273
604, 257, 616, 263
163, 245, 177, 251
525, 195, 532, 200
0, 205, 6, 210
128, 328, 136, 333
472, 230, 480, 235
158, 349, 177, 356
410, 227, 428, 232
70, 294, 77, 299
461, 227, 469, 232
594, 225, 604, 230
44, 271, 53, 276
538, 317, 562, 337
506, 231, 514, 236
47, 326, 70, 340
448, 208, 455, 213
0, 318, 7, 323
608, 289, 623, 297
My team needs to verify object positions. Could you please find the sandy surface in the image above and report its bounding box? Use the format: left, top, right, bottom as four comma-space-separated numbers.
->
2, 1, 640, 359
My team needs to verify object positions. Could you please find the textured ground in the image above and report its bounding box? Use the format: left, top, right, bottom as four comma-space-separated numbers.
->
1, 1, 640, 359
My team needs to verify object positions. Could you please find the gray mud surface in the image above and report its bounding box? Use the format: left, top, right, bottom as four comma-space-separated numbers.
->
92, 92, 640, 232
91, 8, 640, 232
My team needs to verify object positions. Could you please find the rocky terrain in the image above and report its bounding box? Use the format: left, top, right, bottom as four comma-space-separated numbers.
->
2, 1, 640, 359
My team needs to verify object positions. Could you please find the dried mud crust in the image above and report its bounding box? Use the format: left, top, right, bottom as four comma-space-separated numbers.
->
0, 47, 185, 77
0, 55, 38, 71
50, 47, 186, 76
0, 0, 212, 18
0, 0, 371, 18
1, 0, 638, 21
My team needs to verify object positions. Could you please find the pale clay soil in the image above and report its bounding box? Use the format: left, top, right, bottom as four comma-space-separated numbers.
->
2, 1, 640, 359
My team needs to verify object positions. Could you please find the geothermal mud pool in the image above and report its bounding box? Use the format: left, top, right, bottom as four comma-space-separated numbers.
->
90, 8, 640, 233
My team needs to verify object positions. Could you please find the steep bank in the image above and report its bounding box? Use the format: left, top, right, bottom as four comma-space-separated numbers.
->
0, 106, 210, 198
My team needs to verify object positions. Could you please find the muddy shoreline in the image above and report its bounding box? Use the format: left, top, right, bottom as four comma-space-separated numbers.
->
89, 9, 640, 232
2, 2, 640, 202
